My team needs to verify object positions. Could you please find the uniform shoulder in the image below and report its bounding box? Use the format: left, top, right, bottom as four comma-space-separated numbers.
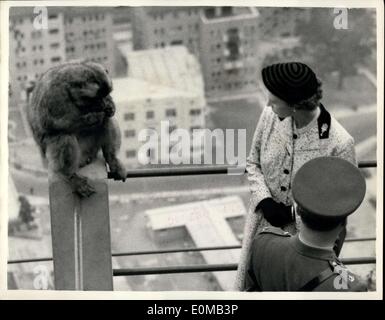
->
258, 226, 291, 237
316, 261, 368, 292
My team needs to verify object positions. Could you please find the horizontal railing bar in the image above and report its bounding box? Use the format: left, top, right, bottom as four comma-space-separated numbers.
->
111, 245, 242, 257
111, 237, 376, 257
7, 237, 376, 264
113, 264, 238, 276
357, 160, 377, 168
108, 161, 376, 179
113, 257, 376, 276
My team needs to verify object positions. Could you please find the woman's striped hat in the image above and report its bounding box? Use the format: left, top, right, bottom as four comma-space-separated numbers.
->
262, 62, 318, 104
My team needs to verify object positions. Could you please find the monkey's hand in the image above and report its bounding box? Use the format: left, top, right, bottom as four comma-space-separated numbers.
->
81, 112, 105, 127
103, 96, 115, 118
69, 174, 96, 197
108, 159, 127, 182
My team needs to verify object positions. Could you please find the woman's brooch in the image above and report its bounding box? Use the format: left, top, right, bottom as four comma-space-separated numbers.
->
320, 123, 329, 137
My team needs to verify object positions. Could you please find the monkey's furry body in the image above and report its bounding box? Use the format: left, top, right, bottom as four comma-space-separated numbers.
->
27, 61, 127, 197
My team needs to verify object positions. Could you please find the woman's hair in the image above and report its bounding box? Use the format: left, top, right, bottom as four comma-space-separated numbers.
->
291, 78, 323, 111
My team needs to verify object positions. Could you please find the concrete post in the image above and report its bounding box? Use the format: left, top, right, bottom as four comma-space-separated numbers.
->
48, 158, 113, 290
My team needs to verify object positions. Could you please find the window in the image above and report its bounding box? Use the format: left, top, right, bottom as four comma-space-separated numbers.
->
48, 14, 58, 19
49, 29, 59, 35
51, 57, 62, 63
124, 112, 135, 121
166, 109, 176, 117
171, 40, 183, 46
190, 125, 202, 132
189, 109, 201, 116
50, 43, 60, 49
124, 129, 136, 138
126, 150, 136, 158
146, 111, 155, 119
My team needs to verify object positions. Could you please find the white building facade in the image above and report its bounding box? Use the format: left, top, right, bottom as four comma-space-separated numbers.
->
111, 46, 206, 167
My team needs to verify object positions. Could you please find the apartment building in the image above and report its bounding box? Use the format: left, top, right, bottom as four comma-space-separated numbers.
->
130, 7, 260, 99
199, 7, 260, 98
9, 7, 115, 105
131, 7, 201, 57
110, 46, 206, 167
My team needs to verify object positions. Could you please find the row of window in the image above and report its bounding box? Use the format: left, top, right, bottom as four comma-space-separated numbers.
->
83, 29, 106, 37
31, 30, 43, 39
124, 124, 203, 141
51, 56, 62, 63
152, 9, 200, 21
15, 72, 43, 82
209, 80, 256, 91
153, 39, 195, 49
32, 59, 45, 66
123, 109, 201, 121
63, 13, 106, 25
49, 28, 60, 35
211, 67, 255, 78
32, 44, 44, 51
153, 23, 199, 36
16, 61, 27, 68
84, 42, 107, 50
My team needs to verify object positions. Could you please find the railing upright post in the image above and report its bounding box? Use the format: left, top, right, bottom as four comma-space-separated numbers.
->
48, 158, 113, 290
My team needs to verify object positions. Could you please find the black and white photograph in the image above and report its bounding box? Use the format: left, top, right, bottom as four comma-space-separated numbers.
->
1, 0, 382, 298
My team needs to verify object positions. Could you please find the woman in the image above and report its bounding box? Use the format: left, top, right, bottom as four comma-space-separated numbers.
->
235, 62, 356, 291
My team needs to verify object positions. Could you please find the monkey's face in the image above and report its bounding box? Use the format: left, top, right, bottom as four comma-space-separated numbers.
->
63, 61, 114, 114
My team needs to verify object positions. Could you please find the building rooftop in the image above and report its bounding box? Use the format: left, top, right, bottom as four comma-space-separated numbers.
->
119, 46, 204, 95
201, 6, 259, 23
146, 195, 246, 291
111, 77, 197, 103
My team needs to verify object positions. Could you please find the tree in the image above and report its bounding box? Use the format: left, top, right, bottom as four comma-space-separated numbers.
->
294, 8, 376, 89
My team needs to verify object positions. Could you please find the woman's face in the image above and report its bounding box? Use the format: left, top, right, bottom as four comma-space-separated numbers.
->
265, 91, 294, 118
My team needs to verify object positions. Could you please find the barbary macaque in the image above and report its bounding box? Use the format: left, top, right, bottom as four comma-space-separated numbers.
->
27, 60, 127, 197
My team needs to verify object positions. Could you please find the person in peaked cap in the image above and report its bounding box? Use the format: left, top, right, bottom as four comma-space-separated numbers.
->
235, 62, 357, 290
244, 156, 367, 292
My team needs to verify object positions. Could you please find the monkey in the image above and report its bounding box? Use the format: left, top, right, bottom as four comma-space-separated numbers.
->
27, 60, 127, 197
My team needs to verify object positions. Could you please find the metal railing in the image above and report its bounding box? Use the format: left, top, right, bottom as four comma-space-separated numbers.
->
8, 160, 377, 285
107, 160, 377, 179
7, 236, 376, 265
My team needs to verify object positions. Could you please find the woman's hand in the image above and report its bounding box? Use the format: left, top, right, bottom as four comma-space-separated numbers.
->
257, 198, 293, 227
